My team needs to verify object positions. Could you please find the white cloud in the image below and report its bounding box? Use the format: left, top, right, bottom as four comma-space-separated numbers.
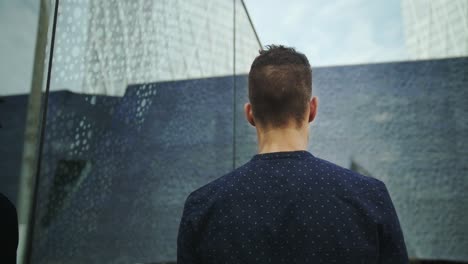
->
244, 0, 407, 66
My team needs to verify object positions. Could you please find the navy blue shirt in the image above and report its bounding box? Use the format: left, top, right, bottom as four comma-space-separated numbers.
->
177, 150, 408, 264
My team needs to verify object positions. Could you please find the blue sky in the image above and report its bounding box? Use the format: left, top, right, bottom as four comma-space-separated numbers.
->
244, 0, 408, 66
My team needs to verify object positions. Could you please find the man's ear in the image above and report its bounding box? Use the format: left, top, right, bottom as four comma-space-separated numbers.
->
244, 102, 256, 127
308, 96, 318, 123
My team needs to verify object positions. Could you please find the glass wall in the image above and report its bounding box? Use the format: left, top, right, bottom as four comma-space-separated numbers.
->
25, 0, 261, 263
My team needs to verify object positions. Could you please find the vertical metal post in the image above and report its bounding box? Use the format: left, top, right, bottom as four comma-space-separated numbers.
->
17, 0, 57, 263
232, 0, 237, 170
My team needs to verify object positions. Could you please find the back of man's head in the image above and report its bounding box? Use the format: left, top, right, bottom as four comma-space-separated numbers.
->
248, 45, 312, 129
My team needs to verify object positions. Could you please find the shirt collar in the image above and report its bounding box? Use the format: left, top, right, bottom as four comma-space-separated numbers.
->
250, 150, 314, 161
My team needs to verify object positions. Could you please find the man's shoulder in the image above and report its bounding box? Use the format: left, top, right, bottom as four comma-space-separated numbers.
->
182, 162, 249, 211
312, 155, 387, 194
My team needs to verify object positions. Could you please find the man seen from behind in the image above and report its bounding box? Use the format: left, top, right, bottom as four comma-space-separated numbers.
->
177, 45, 408, 264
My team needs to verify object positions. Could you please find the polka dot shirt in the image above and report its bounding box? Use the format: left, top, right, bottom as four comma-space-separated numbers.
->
177, 150, 408, 264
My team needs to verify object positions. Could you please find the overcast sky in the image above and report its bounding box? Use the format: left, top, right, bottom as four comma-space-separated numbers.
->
244, 0, 408, 67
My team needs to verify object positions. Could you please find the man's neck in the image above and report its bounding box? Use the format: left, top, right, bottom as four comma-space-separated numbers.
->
256, 127, 309, 154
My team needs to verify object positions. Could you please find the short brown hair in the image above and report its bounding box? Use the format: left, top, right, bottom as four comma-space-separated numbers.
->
248, 45, 312, 129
